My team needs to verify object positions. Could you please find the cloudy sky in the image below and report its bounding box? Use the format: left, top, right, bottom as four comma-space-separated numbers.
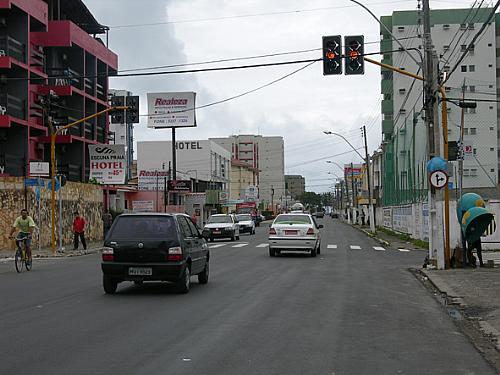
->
86, 0, 474, 192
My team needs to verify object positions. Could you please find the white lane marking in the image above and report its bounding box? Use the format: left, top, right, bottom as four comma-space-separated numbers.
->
350, 245, 362, 250
256, 243, 269, 247
327, 244, 338, 249
209, 244, 227, 248
398, 248, 411, 252
232, 243, 248, 248
373, 246, 386, 251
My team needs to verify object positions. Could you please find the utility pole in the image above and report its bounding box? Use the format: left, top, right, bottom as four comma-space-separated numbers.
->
171, 129, 177, 206
350, 162, 356, 224
362, 125, 375, 232
423, 0, 445, 269
459, 78, 467, 266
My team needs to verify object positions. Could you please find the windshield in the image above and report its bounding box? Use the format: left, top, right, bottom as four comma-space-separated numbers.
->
274, 215, 311, 225
209, 216, 233, 224
108, 216, 177, 240
236, 214, 252, 221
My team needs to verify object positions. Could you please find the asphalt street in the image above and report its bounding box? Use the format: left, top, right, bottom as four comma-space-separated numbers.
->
0, 219, 496, 375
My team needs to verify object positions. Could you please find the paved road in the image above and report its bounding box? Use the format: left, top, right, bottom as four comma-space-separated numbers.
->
0, 219, 495, 375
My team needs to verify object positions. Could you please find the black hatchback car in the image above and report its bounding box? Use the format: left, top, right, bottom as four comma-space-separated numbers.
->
101, 213, 209, 294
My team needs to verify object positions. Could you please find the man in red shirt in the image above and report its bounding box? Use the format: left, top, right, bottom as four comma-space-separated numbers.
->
73, 211, 87, 250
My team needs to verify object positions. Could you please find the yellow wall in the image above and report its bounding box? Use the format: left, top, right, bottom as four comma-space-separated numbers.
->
230, 165, 255, 200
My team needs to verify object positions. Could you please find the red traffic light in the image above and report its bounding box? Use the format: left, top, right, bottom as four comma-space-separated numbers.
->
326, 50, 336, 59
349, 50, 360, 60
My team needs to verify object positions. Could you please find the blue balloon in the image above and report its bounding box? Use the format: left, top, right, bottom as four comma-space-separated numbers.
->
427, 156, 447, 173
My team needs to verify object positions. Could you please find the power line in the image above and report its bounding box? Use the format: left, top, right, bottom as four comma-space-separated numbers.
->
109, 0, 417, 29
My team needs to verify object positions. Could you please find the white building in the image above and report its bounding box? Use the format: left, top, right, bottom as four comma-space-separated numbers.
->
137, 140, 231, 191
211, 135, 285, 208
380, 8, 499, 199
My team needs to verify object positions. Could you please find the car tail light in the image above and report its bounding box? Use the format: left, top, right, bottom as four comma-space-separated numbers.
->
306, 228, 315, 235
167, 246, 183, 261
269, 227, 277, 235
102, 247, 114, 261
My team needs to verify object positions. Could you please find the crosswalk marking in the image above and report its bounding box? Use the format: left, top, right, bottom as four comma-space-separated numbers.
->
232, 243, 248, 248
350, 245, 362, 250
373, 246, 386, 251
327, 244, 338, 249
209, 244, 227, 248
256, 243, 269, 247
398, 248, 411, 252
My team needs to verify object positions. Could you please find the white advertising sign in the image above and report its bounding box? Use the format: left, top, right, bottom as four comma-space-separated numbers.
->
132, 200, 155, 212
244, 185, 258, 200
138, 170, 169, 191
463, 140, 474, 161
29, 161, 50, 177
89, 145, 126, 184
147, 92, 196, 128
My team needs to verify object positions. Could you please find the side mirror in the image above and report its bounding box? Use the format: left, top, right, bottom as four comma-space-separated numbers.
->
318, 224, 324, 229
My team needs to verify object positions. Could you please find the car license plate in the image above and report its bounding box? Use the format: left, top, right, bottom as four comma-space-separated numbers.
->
285, 230, 298, 235
128, 267, 152, 276
213, 230, 221, 234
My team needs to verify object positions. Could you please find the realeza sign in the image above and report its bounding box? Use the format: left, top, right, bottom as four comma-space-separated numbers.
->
147, 92, 196, 128
89, 145, 126, 184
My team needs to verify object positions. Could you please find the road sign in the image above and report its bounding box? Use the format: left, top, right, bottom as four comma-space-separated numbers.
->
24, 178, 45, 187
429, 170, 448, 189
29, 161, 49, 177
462, 140, 474, 161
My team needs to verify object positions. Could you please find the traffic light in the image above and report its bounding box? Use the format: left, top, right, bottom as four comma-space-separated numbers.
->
110, 95, 125, 124
448, 141, 459, 161
126, 95, 140, 123
322, 35, 342, 75
344, 35, 364, 75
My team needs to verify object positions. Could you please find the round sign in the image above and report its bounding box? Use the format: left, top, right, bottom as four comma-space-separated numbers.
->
429, 170, 448, 189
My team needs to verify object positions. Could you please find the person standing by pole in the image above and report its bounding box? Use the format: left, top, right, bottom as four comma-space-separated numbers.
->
102, 209, 113, 239
73, 211, 87, 251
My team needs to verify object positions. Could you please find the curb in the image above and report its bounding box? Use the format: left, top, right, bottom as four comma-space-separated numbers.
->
1, 247, 102, 261
345, 221, 390, 247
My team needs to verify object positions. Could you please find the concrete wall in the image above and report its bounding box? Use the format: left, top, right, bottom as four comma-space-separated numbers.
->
377, 199, 500, 250
0, 177, 103, 251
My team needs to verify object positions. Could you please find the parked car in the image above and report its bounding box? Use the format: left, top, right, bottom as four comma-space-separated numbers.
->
268, 213, 323, 257
203, 214, 240, 241
101, 213, 209, 294
236, 214, 256, 235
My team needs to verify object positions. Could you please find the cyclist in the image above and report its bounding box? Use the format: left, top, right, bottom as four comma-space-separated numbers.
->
9, 209, 36, 257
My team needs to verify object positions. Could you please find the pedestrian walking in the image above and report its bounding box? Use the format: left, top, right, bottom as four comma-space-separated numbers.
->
73, 211, 87, 250
102, 209, 113, 239
360, 210, 366, 226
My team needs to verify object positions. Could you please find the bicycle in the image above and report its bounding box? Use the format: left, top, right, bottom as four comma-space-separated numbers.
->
14, 235, 32, 273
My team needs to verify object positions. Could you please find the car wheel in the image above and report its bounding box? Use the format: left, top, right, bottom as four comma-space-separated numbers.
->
269, 248, 276, 257
103, 275, 118, 294
317, 243, 321, 255
198, 259, 209, 284
176, 266, 191, 294
310, 247, 317, 257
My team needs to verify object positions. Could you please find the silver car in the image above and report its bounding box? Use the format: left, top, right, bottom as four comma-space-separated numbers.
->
268, 213, 323, 257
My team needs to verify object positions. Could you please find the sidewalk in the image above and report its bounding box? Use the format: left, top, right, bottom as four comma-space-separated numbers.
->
0, 240, 103, 260
347, 219, 500, 354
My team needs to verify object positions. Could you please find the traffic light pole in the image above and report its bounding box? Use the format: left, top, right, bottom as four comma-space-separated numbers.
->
362, 125, 375, 232
50, 105, 128, 254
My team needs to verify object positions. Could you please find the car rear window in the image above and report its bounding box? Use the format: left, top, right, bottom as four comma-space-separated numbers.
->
274, 215, 311, 224
109, 216, 177, 240
209, 216, 232, 223
236, 214, 252, 221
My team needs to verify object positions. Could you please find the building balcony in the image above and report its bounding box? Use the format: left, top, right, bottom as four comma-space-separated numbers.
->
382, 119, 394, 136
381, 99, 393, 115
381, 79, 393, 94
380, 39, 392, 54
0, 93, 26, 120
0, 35, 26, 64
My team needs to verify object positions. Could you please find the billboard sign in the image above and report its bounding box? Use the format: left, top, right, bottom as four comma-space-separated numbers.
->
89, 145, 126, 184
147, 92, 196, 128
244, 185, 258, 200
132, 200, 155, 212
138, 170, 169, 191
167, 179, 192, 192
462, 140, 474, 161
29, 161, 50, 177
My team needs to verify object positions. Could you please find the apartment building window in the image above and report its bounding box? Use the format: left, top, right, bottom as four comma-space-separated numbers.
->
461, 44, 467, 52
464, 128, 469, 135
382, 71, 393, 80
399, 88, 406, 94
445, 86, 451, 92
469, 65, 475, 72
397, 26, 405, 32
491, 169, 495, 173
468, 23, 475, 30
491, 147, 495, 151
490, 126, 495, 131
490, 106, 494, 110
470, 128, 477, 135
469, 44, 475, 53
399, 109, 406, 115
443, 24, 450, 30
465, 107, 476, 114
473, 148, 477, 155
463, 168, 470, 176
460, 23, 467, 30
489, 85, 493, 88
488, 43, 493, 47
443, 45, 450, 52
461, 65, 467, 72
469, 85, 475, 92
443, 65, 450, 72
470, 168, 478, 176
489, 64, 493, 67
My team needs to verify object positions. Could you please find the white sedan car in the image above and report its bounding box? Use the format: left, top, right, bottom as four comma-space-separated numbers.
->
268, 213, 323, 257
236, 214, 256, 235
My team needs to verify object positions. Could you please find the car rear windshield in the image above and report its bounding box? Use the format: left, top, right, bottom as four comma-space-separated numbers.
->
109, 216, 178, 240
274, 215, 311, 224
236, 214, 252, 221
209, 216, 232, 223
